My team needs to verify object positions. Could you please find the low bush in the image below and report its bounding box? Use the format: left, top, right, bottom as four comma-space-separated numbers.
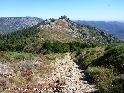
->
97, 75, 124, 93
87, 67, 119, 93
42, 41, 93, 54
84, 44, 124, 93
93, 45, 124, 73
111, 75, 124, 93
87, 67, 114, 82
76, 47, 105, 67
5, 52, 36, 60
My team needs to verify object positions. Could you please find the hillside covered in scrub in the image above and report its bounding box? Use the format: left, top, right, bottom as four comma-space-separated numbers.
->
0, 16, 124, 93
79, 44, 124, 93
0, 16, 121, 53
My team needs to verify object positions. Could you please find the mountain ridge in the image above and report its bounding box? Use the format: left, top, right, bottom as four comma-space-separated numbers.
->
75, 20, 124, 41
0, 16, 121, 53
0, 16, 123, 41
0, 17, 43, 33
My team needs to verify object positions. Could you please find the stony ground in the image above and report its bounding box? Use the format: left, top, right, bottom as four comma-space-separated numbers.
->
41, 53, 98, 93
1, 53, 98, 93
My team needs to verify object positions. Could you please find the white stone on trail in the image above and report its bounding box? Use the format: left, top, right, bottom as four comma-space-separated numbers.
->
41, 53, 98, 93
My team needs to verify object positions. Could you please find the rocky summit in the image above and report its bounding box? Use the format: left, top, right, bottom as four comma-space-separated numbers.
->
38, 16, 120, 44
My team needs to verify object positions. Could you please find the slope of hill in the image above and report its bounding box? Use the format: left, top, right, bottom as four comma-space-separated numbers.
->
76, 44, 124, 93
0, 16, 121, 53
0, 16, 123, 93
39, 17, 120, 44
75, 21, 124, 41
0, 17, 43, 33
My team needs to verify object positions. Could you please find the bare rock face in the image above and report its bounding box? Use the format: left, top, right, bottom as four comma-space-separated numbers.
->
0, 64, 14, 92
0, 17, 43, 33
39, 16, 121, 44
0, 64, 14, 76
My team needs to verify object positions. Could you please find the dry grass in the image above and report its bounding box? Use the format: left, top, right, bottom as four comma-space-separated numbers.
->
0, 51, 65, 93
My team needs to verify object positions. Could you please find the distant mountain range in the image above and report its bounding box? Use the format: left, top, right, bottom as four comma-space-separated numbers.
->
0, 17, 123, 41
75, 21, 124, 40
0, 17, 43, 33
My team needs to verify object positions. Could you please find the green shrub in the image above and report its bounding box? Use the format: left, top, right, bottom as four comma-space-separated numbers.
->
42, 41, 92, 54
98, 75, 124, 93
5, 52, 36, 60
79, 47, 105, 66
111, 75, 124, 93
105, 44, 118, 50
87, 67, 119, 93
87, 67, 114, 82
0, 26, 40, 51
94, 45, 124, 73
79, 44, 124, 93
85, 45, 124, 93
97, 81, 112, 93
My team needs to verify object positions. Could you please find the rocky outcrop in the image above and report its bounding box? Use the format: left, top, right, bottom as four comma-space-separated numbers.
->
0, 64, 14, 92
0, 64, 14, 77
0, 17, 43, 33
39, 16, 121, 44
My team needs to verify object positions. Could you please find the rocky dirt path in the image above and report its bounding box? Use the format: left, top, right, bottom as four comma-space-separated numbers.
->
41, 53, 98, 93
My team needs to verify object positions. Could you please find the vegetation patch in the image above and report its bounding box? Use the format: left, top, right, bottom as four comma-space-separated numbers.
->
42, 41, 94, 54
79, 44, 124, 93
93, 44, 124, 73
6, 52, 36, 60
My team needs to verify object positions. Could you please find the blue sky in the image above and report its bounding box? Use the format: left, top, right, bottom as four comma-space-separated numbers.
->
0, 0, 124, 21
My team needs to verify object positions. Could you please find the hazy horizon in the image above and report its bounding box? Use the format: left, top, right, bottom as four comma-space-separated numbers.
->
0, 0, 124, 21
